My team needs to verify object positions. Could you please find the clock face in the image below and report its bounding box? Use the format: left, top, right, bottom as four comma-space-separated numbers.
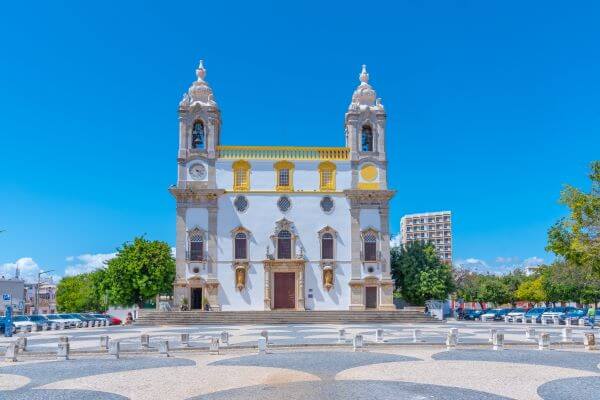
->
189, 163, 207, 180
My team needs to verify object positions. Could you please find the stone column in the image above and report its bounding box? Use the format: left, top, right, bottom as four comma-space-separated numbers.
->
264, 264, 271, 310
297, 265, 305, 310
174, 204, 188, 308
207, 206, 218, 278
379, 206, 391, 277
350, 207, 361, 279
349, 281, 365, 311
205, 280, 220, 311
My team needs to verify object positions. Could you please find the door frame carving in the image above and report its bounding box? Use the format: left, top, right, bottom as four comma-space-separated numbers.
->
263, 259, 305, 311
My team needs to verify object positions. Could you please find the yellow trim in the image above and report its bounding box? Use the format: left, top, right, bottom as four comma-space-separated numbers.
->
357, 182, 380, 190
274, 161, 294, 191
318, 161, 336, 191
225, 190, 344, 195
217, 145, 349, 160
232, 160, 250, 191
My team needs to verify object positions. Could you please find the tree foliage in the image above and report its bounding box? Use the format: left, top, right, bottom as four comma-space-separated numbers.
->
391, 241, 454, 305
547, 160, 600, 275
56, 273, 104, 312
104, 237, 175, 307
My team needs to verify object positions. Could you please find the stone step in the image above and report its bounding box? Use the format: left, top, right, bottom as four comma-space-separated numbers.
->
135, 310, 438, 325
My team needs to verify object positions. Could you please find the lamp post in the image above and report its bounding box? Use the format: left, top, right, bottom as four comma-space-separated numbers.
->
35, 270, 54, 315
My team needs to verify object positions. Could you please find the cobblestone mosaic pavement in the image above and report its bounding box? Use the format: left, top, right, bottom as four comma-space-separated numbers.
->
1, 322, 599, 399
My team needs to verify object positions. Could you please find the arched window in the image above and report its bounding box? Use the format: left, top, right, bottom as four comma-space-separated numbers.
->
363, 232, 377, 261
191, 121, 205, 149
189, 229, 204, 261
277, 230, 292, 259
232, 160, 250, 191
361, 125, 373, 152
234, 232, 247, 260
318, 161, 336, 191
321, 233, 334, 260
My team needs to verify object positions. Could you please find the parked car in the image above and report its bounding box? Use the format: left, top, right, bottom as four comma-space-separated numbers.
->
507, 308, 528, 321
89, 313, 121, 326
46, 314, 77, 328
561, 308, 587, 324
28, 315, 52, 331
524, 307, 548, 323
70, 313, 96, 327
82, 313, 105, 326
481, 308, 512, 321
59, 314, 84, 328
541, 307, 578, 324
12, 315, 36, 332
462, 309, 485, 321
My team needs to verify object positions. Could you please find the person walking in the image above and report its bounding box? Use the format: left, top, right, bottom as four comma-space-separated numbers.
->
588, 306, 596, 329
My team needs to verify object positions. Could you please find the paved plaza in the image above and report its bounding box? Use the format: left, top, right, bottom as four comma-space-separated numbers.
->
1, 321, 599, 399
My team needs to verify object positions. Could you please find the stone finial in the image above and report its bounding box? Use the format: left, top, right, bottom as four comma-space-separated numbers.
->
196, 60, 206, 82
360, 64, 369, 84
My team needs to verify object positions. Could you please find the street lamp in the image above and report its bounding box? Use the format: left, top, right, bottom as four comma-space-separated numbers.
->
35, 270, 55, 315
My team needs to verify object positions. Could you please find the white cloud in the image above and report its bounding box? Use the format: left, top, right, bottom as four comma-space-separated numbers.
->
64, 252, 117, 276
523, 256, 544, 267
0, 257, 41, 282
171, 247, 176, 258
454, 258, 490, 273
390, 234, 402, 248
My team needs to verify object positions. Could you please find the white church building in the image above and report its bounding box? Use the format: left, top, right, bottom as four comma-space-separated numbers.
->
171, 61, 395, 311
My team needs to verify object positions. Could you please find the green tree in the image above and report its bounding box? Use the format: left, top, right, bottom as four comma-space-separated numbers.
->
477, 275, 511, 307
104, 237, 175, 307
515, 277, 546, 304
391, 241, 454, 305
56, 273, 103, 312
501, 269, 528, 306
547, 161, 600, 275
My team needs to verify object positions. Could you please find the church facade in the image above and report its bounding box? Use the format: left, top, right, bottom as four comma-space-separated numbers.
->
171, 61, 395, 311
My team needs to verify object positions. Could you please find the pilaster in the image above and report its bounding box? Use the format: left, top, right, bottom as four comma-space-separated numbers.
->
350, 207, 362, 279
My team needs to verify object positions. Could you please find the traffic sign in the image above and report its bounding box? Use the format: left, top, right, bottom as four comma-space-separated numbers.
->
2, 293, 11, 303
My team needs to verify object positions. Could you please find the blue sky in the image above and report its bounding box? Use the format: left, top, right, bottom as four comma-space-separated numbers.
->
1, 1, 599, 281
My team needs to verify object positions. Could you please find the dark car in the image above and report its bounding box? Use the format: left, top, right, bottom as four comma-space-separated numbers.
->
28, 315, 51, 331
71, 313, 96, 327
462, 309, 485, 321
561, 308, 587, 324
89, 313, 121, 326
481, 308, 513, 321
82, 313, 106, 326
525, 307, 548, 323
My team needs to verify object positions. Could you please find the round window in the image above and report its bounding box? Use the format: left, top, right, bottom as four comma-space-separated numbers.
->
277, 196, 291, 212
234, 195, 248, 213
320, 196, 334, 213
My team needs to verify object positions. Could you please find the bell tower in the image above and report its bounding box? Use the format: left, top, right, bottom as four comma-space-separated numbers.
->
344, 65, 387, 190
177, 60, 221, 188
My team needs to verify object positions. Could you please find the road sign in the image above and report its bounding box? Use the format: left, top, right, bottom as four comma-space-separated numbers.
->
2, 293, 11, 303
17, 300, 24, 311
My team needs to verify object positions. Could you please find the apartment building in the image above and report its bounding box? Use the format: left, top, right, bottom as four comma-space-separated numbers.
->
400, 211, 452, 263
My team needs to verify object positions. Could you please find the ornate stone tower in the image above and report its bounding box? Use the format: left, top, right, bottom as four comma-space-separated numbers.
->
171, 60, 224, 310
344, 65, 395, 311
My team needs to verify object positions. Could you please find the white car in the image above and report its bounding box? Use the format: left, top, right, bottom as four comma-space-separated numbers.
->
11, 316, 35, 332
46, 314, 77, 329
540, 307, 577, 324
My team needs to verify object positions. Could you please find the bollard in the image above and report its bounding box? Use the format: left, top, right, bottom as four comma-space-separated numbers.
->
504, 316, 510, 323
552, 316, 560, 325
538, 332, 550, 350
526, 327, 536, 340
446, 330, 458, 350
579, 318, 586, 326
493, 332, 504, 350
258, 337, 269, 354
59, 336, 69, 344
542, 317, 547, 325
338, 329, 346, 343
561, 328, 572, 343
100, 335, 109, 350
17, 336, 27, 351
353, 334, 364, 352
260, 330, 269, 344
210, 337, 220, 355
181, 333, 190, 347
522, 316, 527, 324
5, 342, 18, 362
57, 342, 70, 361
141, 334, 150, 350
376, 328, 384, 343
489, 328, 497, 343
157, 340, 170, 357
108, 340, 120, 359
412, 329, 422, 343
566, 318, 572, 327
584, 332, 596, 350
220, 331, 229, 346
